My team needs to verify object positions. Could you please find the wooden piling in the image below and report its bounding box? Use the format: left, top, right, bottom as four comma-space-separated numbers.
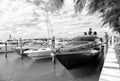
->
52, 36, 55, 49
51, 36, 56, 73
104, 32, 109, 54
20, 38, 22, 55
16, 39, 18, 46
51, 52, 56, 73
51, 36, 56, 65
101, 45, 105, 58
5, 41, 7, 57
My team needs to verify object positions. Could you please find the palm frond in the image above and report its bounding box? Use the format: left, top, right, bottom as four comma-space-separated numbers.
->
74, 0, 87, 13
87, 0, 106, 14
52, 0, 64, 10
102, 8, 120, 26
46, 0, 64, 13
100, 6, 120, 33
106, 0, 120, 8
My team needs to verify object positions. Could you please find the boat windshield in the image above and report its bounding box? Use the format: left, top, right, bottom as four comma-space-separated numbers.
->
72, 36, 98, 42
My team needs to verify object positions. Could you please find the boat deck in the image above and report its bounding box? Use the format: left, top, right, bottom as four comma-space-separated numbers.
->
99, 45, 120, 81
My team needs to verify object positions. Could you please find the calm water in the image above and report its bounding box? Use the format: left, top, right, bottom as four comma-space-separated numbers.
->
0, 52, 103, 81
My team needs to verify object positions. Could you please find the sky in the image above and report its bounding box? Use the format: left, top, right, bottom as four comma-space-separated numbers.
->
0, 0, 114, 40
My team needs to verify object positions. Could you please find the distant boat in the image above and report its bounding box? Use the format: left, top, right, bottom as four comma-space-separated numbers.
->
24, 47, 52, 59
0, 44, 15, 53
55, 35, 104, 77
0, 40, 16, 53
14, 39, 42, 56
7, 39, 18, 45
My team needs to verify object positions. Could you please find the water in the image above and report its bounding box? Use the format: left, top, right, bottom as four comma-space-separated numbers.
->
0, 52, 103, 81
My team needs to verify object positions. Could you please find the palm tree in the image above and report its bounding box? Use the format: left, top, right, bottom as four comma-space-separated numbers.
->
74, 0, 120, 33
54, 0, 120, 33
75, 0, 120, 33
101, 7, 120, 32
88, 0, 120, 33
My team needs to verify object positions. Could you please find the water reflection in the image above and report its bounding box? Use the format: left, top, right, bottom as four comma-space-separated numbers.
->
0, 53, 64, 81
0, 52, 103, 81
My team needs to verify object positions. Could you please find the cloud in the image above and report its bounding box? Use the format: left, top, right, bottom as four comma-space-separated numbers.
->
0, 0, 113, 40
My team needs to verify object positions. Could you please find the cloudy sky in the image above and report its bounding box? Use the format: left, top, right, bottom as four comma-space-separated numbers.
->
0, 0, 113, 40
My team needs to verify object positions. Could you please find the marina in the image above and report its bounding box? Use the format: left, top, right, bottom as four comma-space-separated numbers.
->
0, 41, 120, 81
0, 0, 120, 81
0, 24, 119, 81
0, 34, 108, 81
0, 28, 119, 81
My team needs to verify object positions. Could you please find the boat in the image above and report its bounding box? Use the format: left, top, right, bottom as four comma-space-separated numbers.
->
14, 39, 42, 56
24, 47, 52, 59
55, 35, 104, 77
0, 44, 15, 53
0, 40, 16, 53
7, 39, 18, 45
14, 46, 31, 56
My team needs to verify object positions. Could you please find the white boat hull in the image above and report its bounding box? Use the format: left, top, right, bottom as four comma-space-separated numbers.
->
28, 55, 51, 60
24, 48, 52, 59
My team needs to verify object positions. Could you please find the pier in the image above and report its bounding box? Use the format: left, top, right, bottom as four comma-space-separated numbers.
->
99, 45, 120, 81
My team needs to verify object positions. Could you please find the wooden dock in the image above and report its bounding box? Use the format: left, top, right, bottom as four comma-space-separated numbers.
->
99, 45, 120, 81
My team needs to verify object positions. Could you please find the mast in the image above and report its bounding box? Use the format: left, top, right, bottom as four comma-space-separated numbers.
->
45, 4, 54, 38
46, 4, 50, 39
45, 3, 55, 48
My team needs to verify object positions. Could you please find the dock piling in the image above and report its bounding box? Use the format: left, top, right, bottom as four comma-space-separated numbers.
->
19, 38, 23, 56
5, 41, 7, 58
104, 32, 109, 54
51, 53, 56, 74
101, 45, 105, 58
16, 39, 18, 46
52, 36, 55, 49
51, 36, 56, 73
20, 38, 23, 59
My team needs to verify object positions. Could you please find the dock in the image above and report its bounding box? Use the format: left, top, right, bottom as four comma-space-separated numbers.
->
99, 45, 120, 81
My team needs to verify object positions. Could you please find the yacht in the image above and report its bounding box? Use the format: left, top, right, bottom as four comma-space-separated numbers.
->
55, 35, 104, 77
